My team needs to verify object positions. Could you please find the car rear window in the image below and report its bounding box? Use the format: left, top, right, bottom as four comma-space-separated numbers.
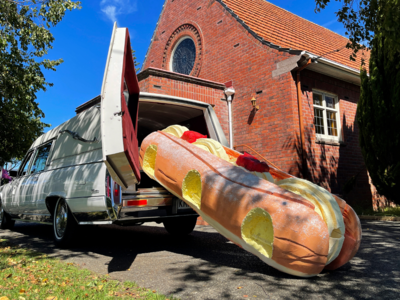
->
19, 151, 34, 176
30, 142, 53, 174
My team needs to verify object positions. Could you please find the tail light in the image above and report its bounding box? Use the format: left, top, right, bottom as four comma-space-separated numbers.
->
114, 182, 121, 204
126, 200, 148, 206
106, 171, 122, 205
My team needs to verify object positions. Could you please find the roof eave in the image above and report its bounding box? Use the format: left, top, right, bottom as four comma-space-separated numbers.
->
302, 52, 361, 86
216, 1, 362, 85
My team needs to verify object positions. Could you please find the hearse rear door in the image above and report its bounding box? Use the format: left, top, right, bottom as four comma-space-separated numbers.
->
101, 23, 141, 189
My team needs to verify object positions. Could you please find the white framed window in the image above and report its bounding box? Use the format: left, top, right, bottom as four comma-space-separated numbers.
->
313, 90, 341, 141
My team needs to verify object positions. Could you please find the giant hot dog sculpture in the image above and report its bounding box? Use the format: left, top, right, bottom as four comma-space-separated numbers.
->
139, 126, 362, 277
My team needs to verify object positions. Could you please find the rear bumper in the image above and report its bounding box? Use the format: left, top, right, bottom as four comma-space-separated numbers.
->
114, 206, 197, 225
70, 193, 198, 225
72, 206, 197, 225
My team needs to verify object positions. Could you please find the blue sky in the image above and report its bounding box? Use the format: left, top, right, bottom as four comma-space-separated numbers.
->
38, 0, 346, 131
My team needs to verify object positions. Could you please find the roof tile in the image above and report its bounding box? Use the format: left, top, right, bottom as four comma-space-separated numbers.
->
221, 0, 369, 71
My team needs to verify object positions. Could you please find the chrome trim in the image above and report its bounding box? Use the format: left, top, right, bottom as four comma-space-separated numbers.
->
124, 188, 170, 195
157, 214, 197, 218
123, 194, 170, 199
16, 213, 51, 216
13, 160, 103, 179
0, 201, 4, 222
79, 221, 113, 225
121, 206, 159, 212
17, 150, 35, 178
66, 195, 106, 200
46, 138, 57, 166
115, 213, 198, 223
11, 212, 52, 224
50, 148, 101, 162
59, 130, 99, 144
105, 171, 122, 221
11, 219, 52, 225
71, 211, 110, 223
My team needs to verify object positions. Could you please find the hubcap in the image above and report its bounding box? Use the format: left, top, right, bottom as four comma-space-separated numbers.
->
55, 201, 68, 238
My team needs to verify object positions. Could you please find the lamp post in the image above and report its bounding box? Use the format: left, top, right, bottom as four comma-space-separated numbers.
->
224, 87, 235, 149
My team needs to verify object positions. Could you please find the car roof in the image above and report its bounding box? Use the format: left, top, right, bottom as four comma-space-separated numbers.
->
30, 93, 217, 150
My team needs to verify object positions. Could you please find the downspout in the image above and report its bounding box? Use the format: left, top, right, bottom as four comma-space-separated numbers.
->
296, 58, 312, 177
224, 87, 236, 149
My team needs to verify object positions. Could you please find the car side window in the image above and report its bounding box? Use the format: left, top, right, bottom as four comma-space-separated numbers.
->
19, 151, 34, 176
30, 142, 53, 175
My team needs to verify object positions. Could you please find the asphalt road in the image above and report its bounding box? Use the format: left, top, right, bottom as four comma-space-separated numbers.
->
1, 220, 399, 299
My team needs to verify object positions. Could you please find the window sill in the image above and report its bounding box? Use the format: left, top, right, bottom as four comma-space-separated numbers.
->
315, 137, 346, 147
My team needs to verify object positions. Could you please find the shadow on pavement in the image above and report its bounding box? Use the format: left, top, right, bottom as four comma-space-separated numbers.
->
1, 220, 400, 299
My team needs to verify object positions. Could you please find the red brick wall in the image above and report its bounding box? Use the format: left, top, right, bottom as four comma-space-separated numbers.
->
139, 73, 229, 141
143, 0, 301, 175
296, 70, 372, 208
139, 74, 223, 106
141, 0, 376, 209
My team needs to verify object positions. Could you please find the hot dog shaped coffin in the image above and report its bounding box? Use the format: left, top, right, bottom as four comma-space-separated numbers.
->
223, 147, 362, 272
139, 131, 338, 277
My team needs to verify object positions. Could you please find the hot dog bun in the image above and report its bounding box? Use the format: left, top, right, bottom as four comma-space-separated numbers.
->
140, 131, 330, 277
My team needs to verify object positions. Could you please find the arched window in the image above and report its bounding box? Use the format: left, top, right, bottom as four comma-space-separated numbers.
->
170, 37, 196, 75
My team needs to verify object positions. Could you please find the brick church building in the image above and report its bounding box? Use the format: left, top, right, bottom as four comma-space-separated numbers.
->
138, 0, 382, 209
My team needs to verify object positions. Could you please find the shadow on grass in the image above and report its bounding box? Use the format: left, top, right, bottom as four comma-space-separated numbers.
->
0, 240, 44, 271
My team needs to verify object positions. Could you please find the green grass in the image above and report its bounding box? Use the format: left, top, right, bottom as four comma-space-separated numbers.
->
355, 206, 400, 217
0, 239, 178, 300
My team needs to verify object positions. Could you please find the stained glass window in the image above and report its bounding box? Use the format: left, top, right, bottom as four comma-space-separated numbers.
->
172, 38, 196, 75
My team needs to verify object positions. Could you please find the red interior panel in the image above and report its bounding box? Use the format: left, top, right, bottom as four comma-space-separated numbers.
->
120, 29, 141, 182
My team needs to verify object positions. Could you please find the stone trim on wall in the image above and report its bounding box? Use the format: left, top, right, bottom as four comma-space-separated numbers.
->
138, 67, 225, 90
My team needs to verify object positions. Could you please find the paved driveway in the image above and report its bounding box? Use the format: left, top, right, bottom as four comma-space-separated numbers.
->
1, 220, 399, 299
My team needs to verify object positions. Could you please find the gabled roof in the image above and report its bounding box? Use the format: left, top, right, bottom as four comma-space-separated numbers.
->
220, 0, 369, 71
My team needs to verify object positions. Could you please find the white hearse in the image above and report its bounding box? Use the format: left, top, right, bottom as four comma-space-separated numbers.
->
0, 25, 228, 247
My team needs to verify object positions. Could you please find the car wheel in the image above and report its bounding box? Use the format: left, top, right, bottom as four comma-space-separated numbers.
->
53, 198, 77, 248
163, 216, 197, 236
0, 200, 15, 230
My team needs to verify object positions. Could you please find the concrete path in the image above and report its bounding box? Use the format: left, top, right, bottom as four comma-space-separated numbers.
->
1, 220, 399, 299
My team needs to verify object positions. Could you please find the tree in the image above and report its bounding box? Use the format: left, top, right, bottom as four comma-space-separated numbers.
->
358, 34, 400, 202
315, 0, 400, 66
132, 48, 140, 73
0, 0, 80, 165
315, 0, 400, 202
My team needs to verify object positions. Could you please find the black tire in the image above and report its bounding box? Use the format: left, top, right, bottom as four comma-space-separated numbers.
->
163, 216, 197, 236
53, 198, 77, 248
0, 200, 15, 230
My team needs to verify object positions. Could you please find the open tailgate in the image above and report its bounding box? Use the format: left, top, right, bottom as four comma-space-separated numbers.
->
101, 23, 141, 188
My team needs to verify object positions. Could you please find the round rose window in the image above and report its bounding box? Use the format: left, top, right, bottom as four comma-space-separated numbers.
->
171, 37, 196, 75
